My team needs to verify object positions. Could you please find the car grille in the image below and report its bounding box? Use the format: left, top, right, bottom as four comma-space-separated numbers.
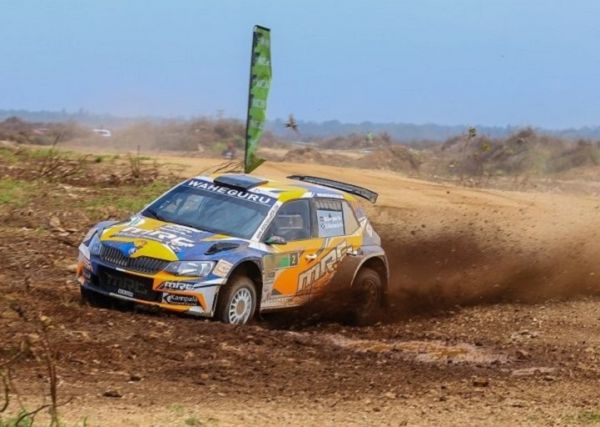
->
99, 244, 169, 274
94, 267, 162, 302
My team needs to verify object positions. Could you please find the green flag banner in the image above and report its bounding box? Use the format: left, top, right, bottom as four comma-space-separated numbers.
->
244, 25, 271, 174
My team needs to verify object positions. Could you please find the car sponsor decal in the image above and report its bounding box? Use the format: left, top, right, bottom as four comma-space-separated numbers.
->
276, 252, 299, 268
185, 180, 276, 206
253, 201, 280, 240
117, 288, 134, 298
162, 294, 199, 305
262, 252, 300, 276
297, 241, 349, 293
317, 209, 344, 237
261, 294, 309, 309
158, 281, 203, 291
213, 259, 234, 277
366, 222, 374, 237
315, 192, 344, 199
113, 226, 196, 252
127, 240, 147, 256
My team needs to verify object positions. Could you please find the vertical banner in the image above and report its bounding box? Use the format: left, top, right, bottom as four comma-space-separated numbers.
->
244, 25, 272, 173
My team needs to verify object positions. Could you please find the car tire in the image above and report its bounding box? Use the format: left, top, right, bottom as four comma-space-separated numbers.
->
215, 275, 257, 325
350, 267, 383, 326
80, 286, 113, 308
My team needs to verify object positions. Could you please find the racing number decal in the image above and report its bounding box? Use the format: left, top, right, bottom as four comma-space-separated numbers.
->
261, 242, 322, 308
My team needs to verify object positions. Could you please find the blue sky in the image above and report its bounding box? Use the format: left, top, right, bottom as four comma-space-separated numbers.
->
1, 0, 599, 128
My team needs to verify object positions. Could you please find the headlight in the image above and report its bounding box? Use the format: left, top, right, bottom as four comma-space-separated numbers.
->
78, 243, 91, 261
90, 237, 102, 256
83, 226, 98, 243
164, 261, 214, 277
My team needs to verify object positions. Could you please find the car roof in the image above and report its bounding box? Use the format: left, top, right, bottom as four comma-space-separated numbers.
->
198, 173, 353, 203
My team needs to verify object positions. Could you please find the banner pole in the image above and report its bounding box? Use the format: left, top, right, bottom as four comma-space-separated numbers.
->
243, 25, 271, 174
243, 27, 258, 174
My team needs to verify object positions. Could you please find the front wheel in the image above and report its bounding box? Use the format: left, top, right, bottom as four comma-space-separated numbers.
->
350, 267, 383, 325
215, 275, 257, 325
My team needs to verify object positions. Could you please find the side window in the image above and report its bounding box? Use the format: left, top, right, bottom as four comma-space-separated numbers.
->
342, 201, 360, 234
315, 199, 346, 237
265, 199, 311, 242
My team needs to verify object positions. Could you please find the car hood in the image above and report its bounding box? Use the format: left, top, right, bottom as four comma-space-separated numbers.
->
99, 216, 247, 262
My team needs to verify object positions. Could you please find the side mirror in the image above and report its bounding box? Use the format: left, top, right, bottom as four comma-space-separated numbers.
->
265, 235, 287, 245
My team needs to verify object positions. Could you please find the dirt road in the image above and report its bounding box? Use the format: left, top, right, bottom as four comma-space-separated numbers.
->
1, 149, 599, 426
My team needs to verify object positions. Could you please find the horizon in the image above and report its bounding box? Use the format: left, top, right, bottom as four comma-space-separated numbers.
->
3, 107, 599, 133
1, 1, 599, 129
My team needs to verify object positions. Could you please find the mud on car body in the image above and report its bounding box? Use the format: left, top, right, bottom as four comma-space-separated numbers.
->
76, 174, 388, 324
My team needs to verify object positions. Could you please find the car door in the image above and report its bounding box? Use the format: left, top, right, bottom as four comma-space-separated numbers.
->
301, 197, 363, 295
260, 199, 324, 309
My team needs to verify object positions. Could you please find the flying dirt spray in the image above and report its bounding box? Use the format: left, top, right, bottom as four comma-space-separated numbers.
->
244, 25, 272, 174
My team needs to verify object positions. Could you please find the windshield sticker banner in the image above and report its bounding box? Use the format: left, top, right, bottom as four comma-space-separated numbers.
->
244, 25, 271, 174
186, 180, 276, 205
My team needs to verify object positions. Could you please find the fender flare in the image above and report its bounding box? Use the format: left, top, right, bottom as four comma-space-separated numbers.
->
350, 254, 389, 289
229, 257, 264, 309
326, 251, 389, 293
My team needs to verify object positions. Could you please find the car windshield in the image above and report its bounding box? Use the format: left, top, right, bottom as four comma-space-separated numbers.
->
141, 182, 274, 239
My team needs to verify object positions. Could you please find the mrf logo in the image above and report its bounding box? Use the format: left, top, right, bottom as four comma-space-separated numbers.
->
115, 226, 195, 252
297, 241, 349, 293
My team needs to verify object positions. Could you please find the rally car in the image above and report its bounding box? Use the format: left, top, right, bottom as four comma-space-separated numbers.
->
76, 174, 388, 324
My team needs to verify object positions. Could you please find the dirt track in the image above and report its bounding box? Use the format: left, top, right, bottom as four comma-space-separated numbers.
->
1, 150, 600, 426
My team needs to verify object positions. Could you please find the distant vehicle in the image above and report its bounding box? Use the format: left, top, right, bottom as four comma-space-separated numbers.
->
32, 127, 49, 136
76, 174, 388, 325
92, 128, 112, 137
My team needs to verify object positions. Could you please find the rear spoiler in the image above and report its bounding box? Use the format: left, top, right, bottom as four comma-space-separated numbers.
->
287, 175, 378, 203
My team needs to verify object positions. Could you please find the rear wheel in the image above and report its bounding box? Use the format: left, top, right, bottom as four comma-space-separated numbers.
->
351, 267, 383, 325
215, 275, 257, 325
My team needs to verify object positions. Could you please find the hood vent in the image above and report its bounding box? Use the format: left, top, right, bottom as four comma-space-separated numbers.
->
204, 242, 240, 255
214, 175, 268, 191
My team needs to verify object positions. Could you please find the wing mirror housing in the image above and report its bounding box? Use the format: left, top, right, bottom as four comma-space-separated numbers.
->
265, 235, 287, 245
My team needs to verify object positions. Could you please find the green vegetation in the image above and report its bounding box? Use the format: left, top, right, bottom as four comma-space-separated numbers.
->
0, 147, 20, 163
577, 411, 600, 424
184, 417, 219, 427
0, 178, 36, 207
169, 403, 186, 416
0, 411, 33, 427
81, 180, 173, 217
184, 416, 202, 426
28, 147, 63, 159
166, 405, 218, 427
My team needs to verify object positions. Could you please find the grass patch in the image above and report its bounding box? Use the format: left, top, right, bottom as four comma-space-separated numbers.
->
184, 416, 219, 427
82, 180, 173, 216
0, 147, 20, 163
0, 178, 36, 207
0, 411, 33, 427
169, 403, 186, 416
184, 416, 202, 426
577, 411, 600, 424
27, 147, 74, 159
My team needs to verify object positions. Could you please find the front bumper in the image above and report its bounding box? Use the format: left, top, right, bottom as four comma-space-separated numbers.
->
76, 254, 223, 317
